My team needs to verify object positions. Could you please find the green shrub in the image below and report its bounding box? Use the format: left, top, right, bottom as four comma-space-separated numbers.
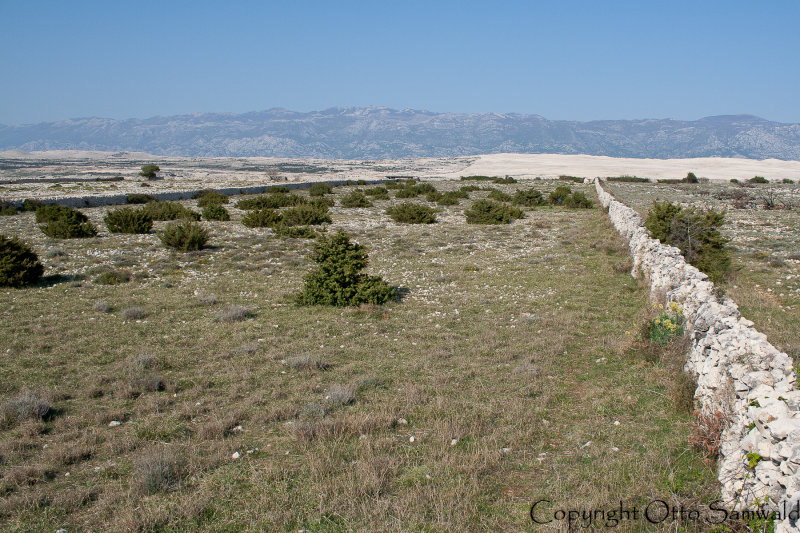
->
558, 175, 584, 183
384, 180, 402, 190
437, 191, 467, 206
201, 204, 231, 221
160, 220, 209, 251
749, 176, 769, 184
341, 190, 372, 208
386, 203, 437, 224
414, 183, 437, 194
487, 189, 512, 202
783, 179, 795, 184
142, 201, 201, 221
297, 232, 395, 307
267, 186, 291, 194
127, 193, 156, 204
195, 190, 229, 207
0, 235, 44, 287
464, 199, 525, 224
235, 194, 306, 210
0, 203, 18, 216
394, 188, 419, 199
563, 191, 593, 208
364, 187, 390, 199
95, 269, 131, 285
310, 197, 335, 209
684, 172, 699, 184
139, 164, 160, 179
104, 207, 154, 234
21, 199, 46, 212
645, 201, 731, 283
426, 191, 443, 202
461, 175, 515, 183
607, 176, 650, 183
280, 204, 331, 226
36, 206, 98, 238
493, 176, 517, 184
460, 185, 481, 192
513, 188, 546, 207
242, 208, 282, 228
549, 186, 573, 205
309, 183, 334, 197
730, 179, 740, 184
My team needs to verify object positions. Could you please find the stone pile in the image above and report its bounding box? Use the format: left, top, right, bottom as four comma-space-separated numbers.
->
595, 179, 800, 530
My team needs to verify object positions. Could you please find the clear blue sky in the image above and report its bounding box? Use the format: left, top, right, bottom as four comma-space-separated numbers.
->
1, 1, 799, 125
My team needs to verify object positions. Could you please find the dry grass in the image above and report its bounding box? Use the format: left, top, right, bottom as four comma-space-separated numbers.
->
0, 179, 723, 531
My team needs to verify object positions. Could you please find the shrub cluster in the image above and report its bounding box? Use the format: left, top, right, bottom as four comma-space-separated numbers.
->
242, 204, 330, 229
645, 200, 731, 283
386, 203, 437, 224
160, 220, 209, 251
364, 186, 390, 200
194, 190, 229, 207
548, 186, 593, 208
428, 190, 468, 205
201, 204, 231, 221
297, 232, 395, 307
464, 199, 525, 224
104, 207, 153, 234
513, 188, 546, 207
749, 176, 769, 184
309, 183, 334, 196
142, 201, 201, 221
139, 164, 160, 179
126, 193, 156, 204
487, 189, 512, 202
607, 176, 650, 183
461, 175, 517, 184
21, 199, 46, 211
95, 269, 131, 285
242, 208, 282, 228
0, 202, 18, 216
236, 193, 306, 210
341, 190, 372, 208
0, 235, 44, 287
394, 182, 437, 199
36, 205, 98, 238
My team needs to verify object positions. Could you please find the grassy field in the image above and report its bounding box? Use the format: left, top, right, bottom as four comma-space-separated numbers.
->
1, 180, 720, 531
606, 180, 800, 366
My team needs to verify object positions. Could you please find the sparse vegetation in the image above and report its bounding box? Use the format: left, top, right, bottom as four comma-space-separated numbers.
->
241, 208, 281, 228
2, 390, 51, 426
309, 183, 333, 196
513, 188, 546, 207
36, 205, 98, 238
0, 235, 44, 287
104, 207, 153, 234
236, 193, 306, 210
341, 190, 373, 208
195, 190, 229, 207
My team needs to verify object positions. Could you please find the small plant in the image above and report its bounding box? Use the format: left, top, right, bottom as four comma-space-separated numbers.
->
122, 306, 148, 320
325, 384, 356, 406
133, 446, 184, 495
0, 235, 44, 287
297, 231, 395, 307
563, 191, 593, 208
549, 186, 573, 205
683, 172, 699, 183
688, 410, 726, 460
126, 193, 156, 204
217, 305, 254, 322
464, 199, 525, 224
36, 205, 98, 238
95, 269, 132, 285
437, 191, 467, 205
487, 189, 512, 202
104, 207, 154, 234
273, 225, 318, 239
201, 204, 231, 221
160, 220, 209, 251
309, 183, 333, 196
194, 190, 229, 207
745, 452, 763, 469
242, 208, 282, 228
395, 187, 419, 199
647, 301, 685, 345
287, 355, 330, 371
2, 390, 51, 428
142, 201, 201, 221
386, 202, 437, 224
749, 176, 769, 184
139, 164, 160, 179
341, 190, 372, 208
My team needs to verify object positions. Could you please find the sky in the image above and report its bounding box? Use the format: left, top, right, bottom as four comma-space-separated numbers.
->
1, 1, 799, 125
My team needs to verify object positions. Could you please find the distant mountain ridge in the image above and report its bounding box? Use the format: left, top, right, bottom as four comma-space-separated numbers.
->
1, 107, 799, 160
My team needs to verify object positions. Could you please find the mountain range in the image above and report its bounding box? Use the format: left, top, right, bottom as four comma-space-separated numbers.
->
1, 107, 799, 160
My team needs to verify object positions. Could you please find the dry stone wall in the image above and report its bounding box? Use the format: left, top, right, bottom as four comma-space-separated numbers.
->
595, 179, 800, 530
